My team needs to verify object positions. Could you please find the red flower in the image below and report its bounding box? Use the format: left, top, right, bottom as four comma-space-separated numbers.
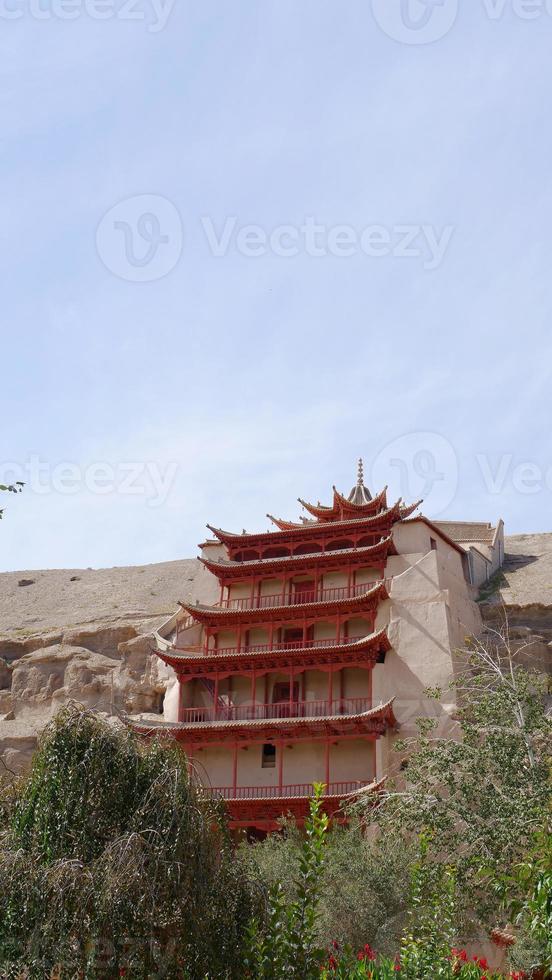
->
328, 955, 337, 970
331, 940, 339, 950
477, 958, 489, 970
357, 951, 365, 960
452, 949, 468, 963
363, 944, 377, 961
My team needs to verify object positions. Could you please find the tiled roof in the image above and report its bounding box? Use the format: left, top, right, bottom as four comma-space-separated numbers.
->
200, 537, 395, 578
433, 521, 497, 544
133, 699, 397, 735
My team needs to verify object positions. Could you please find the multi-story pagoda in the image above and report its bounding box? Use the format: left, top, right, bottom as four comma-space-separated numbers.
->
140, 462, 503, 833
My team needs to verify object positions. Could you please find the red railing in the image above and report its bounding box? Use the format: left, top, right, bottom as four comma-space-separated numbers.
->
180, 696, 371, 724
207, 781, 368, 800
220, 582, 381, 611
175, 635, 369, 655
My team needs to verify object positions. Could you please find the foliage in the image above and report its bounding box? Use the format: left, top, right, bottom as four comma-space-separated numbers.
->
320, 839, 530, 978
0, 704, 255, 979
248, 816, 525, 980
361, 627, 551, 944
244, 784, 328, 980
241, 814, 412, 954
477, 570, 507, 603
321, 946, 526, 979
0, 480, 23, 520
495, 825, 552, 975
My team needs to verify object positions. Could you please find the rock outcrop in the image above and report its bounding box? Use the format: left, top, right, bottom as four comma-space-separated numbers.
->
0, 558, 218, 772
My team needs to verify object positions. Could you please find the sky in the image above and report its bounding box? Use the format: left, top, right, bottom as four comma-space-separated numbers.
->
2, 0, 552, 572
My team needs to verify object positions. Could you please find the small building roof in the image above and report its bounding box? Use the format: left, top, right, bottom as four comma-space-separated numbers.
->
432, 520, 498, 544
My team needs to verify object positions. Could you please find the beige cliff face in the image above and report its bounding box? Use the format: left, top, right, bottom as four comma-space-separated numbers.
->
0, 534, 550, 776
0, 558, 218, 773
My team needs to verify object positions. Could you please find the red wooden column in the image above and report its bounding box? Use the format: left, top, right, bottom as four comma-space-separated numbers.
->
367, 667, 373, 708
232, 743, 238, 795
324, 739, 330, 787
177, 678, 185, 722
278, 741, 284, 792
289, 667, 295, 715
213, 673, 219, 715
251, 670, 257, 717
327, 670, 334, 713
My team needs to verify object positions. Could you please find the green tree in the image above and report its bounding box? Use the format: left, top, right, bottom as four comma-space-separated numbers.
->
362, 624, 551, 954
242, 814, 411, 954
0, 704, 255, 979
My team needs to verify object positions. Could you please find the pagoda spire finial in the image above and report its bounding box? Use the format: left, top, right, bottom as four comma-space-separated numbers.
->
357, 458, 364, 487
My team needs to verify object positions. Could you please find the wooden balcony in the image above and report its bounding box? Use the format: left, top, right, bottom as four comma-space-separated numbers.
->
180, 696, 371, 725
175, 635, 368, 656
202, 779, 381, 829
220, 582, 380, 611
207, 780, 369, 800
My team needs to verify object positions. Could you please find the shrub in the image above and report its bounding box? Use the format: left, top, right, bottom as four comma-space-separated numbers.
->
0, 704, 255, 979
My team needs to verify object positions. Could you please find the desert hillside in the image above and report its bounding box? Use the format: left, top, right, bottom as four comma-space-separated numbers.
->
0, 535, 550, 774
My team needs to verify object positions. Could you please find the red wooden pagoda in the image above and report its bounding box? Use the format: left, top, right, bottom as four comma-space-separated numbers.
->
141, 462, 420, 832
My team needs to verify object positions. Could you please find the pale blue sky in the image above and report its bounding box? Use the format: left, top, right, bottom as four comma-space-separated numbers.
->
2, 1, 552, 571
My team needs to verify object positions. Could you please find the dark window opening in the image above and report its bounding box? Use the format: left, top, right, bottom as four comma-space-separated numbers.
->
430, 537, 437, 551
157, 692, 165, 715
262, 743, 276, 768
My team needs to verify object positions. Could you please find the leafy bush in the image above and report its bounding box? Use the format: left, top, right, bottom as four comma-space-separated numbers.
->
241, 813, 411, 954
0, 704, 255, 979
